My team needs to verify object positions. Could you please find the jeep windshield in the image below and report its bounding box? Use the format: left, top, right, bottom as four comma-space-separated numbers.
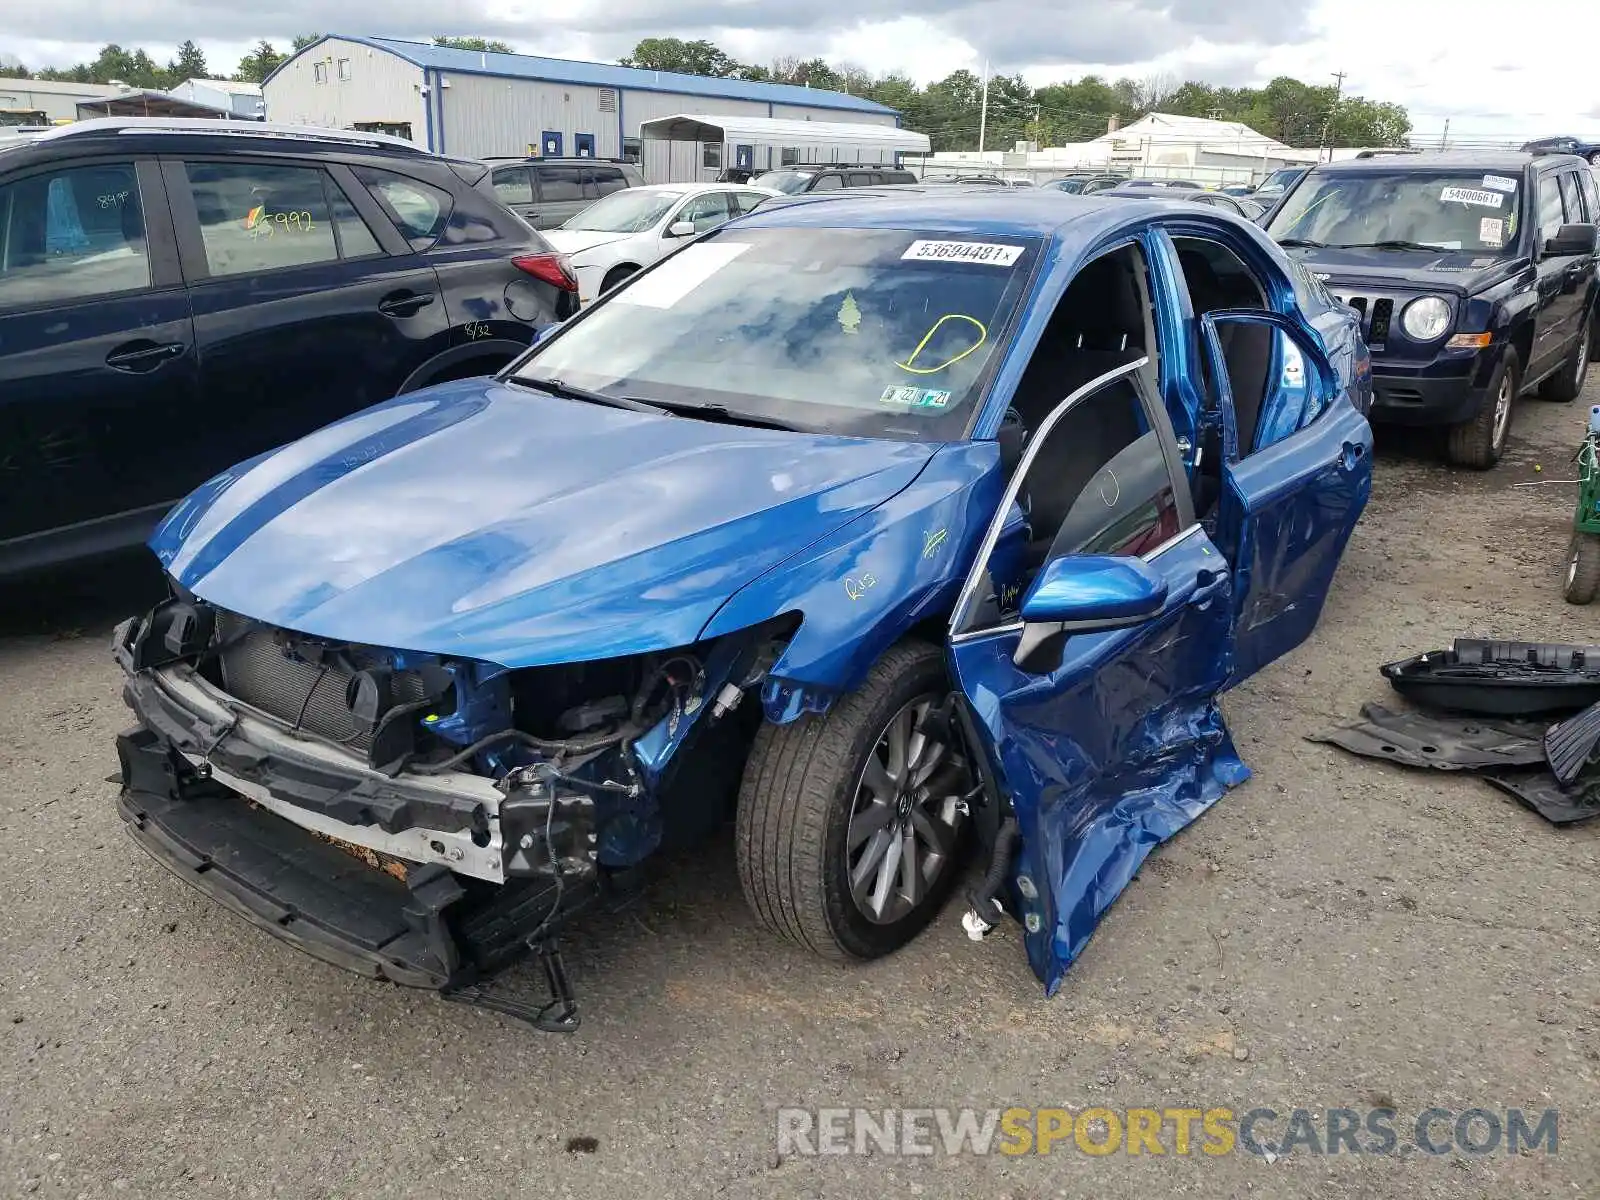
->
513, 226, 1041, 439
1267, 170, 1523, 255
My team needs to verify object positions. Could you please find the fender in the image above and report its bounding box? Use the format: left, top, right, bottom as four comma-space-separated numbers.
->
700, 442, 1004, 722
395, 338, 532, 395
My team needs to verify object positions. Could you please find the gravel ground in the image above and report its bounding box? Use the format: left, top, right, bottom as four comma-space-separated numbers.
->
3, 378, 1598, 1199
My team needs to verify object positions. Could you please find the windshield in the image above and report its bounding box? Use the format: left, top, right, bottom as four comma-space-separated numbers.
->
1267, 170, 1524, 254
514, 226, 1041, 439
1256, 168, 1304, 195
752, 171, 815, 195
562, 189, 681, 232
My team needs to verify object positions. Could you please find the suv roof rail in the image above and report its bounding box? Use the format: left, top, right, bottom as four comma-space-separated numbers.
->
1352, 148, 1424, 158
488, 154, 635, 165
33, 117, 428, 153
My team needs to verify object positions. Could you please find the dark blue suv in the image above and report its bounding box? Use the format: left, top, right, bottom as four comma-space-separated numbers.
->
1266, 151, 1599, 467
0, 119, 579, 575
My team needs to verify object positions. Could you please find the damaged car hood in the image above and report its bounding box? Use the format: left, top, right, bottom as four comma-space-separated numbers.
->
151, 379, 937, 667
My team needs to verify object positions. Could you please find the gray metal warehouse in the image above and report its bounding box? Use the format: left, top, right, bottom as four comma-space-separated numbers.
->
262, 36, 907, 173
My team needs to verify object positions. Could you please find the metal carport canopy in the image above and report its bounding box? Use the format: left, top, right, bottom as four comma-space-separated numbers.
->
639, 114, 931, 154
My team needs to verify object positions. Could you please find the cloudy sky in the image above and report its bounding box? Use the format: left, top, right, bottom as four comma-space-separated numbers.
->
3, 0, 1596, 141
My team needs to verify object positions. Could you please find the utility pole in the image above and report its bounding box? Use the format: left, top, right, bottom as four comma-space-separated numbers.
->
1438, 118, 1450, 150
978, 61, 990, 155
1318, 69, 1347, 162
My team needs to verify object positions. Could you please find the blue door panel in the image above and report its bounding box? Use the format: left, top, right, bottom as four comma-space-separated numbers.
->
540, 131, 563, 157
1216, 400, 1372, 683
574, 133, 595, 158
950, 528, 1245, 993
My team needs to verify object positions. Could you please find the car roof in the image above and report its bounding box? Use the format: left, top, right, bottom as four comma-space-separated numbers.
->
1317, 150, 1582, 174
736, 189, 1216, 239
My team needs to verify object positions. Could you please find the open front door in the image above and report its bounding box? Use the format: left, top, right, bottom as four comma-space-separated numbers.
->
947, 364, 1247, 994
1198, 311, 1373, 684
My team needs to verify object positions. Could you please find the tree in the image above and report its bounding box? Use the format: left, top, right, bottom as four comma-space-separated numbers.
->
432, 37, 513, 53
169, 39, 207, 82
620, 37, 739, 78
233, 41, 285, 84
292, 34, 323, 52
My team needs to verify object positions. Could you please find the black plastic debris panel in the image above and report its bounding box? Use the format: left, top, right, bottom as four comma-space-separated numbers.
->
1543, 701, 1600, 784
1307, 704, 1547, 771
1311, 698, 1600, 826
1382, 640, 1600, 717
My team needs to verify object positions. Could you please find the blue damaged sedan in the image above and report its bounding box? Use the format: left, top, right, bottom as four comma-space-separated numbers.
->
113, 192, 1373, 1028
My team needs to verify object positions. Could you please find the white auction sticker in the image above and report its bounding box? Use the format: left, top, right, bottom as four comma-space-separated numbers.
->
1441, 186, 1503, 209
1481, 174, 1519, 193
1480, 216, 1505, 245
901, 240, 1024, 267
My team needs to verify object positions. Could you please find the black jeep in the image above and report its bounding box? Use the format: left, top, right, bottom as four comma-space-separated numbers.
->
1265, 151, 1599, 467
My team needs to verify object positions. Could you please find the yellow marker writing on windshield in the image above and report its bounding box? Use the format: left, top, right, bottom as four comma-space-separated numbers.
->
896, 314, 988, 375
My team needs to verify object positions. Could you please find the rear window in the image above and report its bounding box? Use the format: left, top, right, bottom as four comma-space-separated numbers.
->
516, 226, 1042, 440
753, 171, 815, 195
354, 167, 452, 249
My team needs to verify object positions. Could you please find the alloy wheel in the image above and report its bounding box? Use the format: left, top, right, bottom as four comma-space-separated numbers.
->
845, 696, 970, 925
1492, 372, 1514, 451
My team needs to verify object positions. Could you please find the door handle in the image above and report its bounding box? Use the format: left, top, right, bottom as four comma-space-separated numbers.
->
105, 341, 185, 373
378, 292, 435, 318
1190, 568, 1228, 607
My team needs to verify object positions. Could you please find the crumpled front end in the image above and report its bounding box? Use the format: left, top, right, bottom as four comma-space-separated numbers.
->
112, 591, 786, 1014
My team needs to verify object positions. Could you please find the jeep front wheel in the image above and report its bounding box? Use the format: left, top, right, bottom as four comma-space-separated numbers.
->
1447, 348, 1519, 469
736, 641, 972, 961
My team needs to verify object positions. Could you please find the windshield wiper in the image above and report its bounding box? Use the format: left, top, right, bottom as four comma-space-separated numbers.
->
1275, 237, 1326, 248
647, 400, 804, 432
509, 375, 666, 415
1330, 240, 1454, 252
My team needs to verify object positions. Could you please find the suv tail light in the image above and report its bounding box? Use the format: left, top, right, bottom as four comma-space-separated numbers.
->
513, 253, 578, 292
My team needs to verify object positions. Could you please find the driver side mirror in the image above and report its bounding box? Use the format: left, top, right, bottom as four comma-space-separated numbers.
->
1544, 222, 1597, 257
667, 221, 696, 238
1013, 555, 1169, 674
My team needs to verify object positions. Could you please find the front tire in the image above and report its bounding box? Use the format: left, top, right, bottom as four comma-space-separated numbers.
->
1541, 317, 1592, 402
735, 641, 972, 962
1447, 348, 1519, 469
1567, 532, 1600, 604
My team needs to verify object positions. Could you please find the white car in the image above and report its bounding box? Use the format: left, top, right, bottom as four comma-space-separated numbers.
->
541, 183, 780, 305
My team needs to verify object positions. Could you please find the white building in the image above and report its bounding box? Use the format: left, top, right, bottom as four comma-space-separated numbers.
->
262, 36, 903, 170
639, 114, 930, 181
0, 77, 127, 122
915, 111, 1321, 187
169, 78, 264, 120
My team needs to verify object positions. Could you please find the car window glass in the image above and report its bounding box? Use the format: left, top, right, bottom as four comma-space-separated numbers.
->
492, 166, 532, 206
1580, 169, 1600, 223
1557, 172, 1583, 223
1537, 175, 1565, 242
961, 376, 1181, 632
0, 161, 150, 309
676, 192, 731, 233
538, 165, 585, 203
1270, 171, 1524, 255
184, 161, 338, 277
353, 168, 451, 249
328, 178, 381, 258
812, 174, 843, 191
591, 167, 629, 196
732, 190, 767, 215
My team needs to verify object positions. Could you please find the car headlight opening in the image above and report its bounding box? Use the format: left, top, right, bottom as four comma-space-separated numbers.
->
1400, 296, 1452, 342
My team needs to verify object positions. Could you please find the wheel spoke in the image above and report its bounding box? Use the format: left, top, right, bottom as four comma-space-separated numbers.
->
885, 708, 912, 782
909, 740, 949, 788
909, 805, 956, 860
851, 828, 894, 899
899, 828, 921, 906
848, 799, 895, 851
860, 753, 896, 802
867, 831, 903, 919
